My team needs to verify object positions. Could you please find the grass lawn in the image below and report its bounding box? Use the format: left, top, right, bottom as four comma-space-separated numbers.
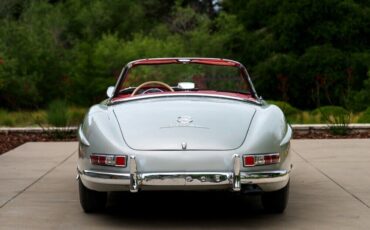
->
0, 107, 86, 127
267, 101, 370, 124
0, 101, 369, 127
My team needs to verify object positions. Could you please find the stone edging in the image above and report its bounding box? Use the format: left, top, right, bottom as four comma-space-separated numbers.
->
292, 124, 370, 135
0, 124, 370, 134
0, 127, 78, 133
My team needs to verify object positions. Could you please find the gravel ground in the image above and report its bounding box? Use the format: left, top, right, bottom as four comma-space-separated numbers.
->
1, 130, 369, 155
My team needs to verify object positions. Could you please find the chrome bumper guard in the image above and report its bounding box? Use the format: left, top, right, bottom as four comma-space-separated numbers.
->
78, 154, 290, 192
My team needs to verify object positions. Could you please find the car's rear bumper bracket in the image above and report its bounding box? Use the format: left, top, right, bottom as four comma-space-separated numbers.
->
232, 154, 241, 192
129, 155, 139, 193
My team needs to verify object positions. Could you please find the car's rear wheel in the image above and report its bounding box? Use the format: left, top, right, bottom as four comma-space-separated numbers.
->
78, 179, 107, 213
261, 181, 289, 213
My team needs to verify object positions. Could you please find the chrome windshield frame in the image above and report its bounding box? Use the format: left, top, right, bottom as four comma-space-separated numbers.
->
109, 58, 260, 103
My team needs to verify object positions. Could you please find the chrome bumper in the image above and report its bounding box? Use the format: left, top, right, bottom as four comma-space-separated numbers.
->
78, 155, 290, 192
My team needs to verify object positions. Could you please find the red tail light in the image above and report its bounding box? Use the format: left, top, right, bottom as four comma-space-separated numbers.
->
115, 156, 126, 167
90, 154, 127, 167
243, 153, 280, 167
244, 156, 255, 166
98, 156, 107, 164
90, 155, 99, 165
264, 155, 272, 164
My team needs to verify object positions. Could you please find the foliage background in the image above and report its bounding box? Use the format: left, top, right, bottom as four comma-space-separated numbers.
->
0, 0, 370, 111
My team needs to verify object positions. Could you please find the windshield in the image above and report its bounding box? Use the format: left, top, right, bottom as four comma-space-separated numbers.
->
120, 63, 250, 93
112, 59, 259, 101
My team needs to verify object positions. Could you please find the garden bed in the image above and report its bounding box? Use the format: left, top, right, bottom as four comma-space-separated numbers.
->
0, 131, 76, 155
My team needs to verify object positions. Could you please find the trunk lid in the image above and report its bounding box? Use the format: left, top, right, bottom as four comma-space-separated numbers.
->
113, 97, 256, 151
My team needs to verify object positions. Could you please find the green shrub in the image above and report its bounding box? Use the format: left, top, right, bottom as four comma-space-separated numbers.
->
311, 106, 349, 122
301, 111, 321, 124
68, 107, 87, 125
358, 107, 370, 123
311, 106, 348, 115
47, 100, 69, 127
0, 109, 16, 126
2, 117, 15, 126
267, 101, 300, 116
32, 111, 47, 126
312, 106, 351, 135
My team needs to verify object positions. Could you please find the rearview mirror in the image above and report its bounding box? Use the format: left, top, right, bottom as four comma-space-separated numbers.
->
106, 86, 115, 98
177, 82, 195, 90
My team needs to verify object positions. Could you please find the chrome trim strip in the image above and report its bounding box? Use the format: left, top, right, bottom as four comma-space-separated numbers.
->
82, 169, 130, 180
240, 170, 289, 184
241, 170, 288, 178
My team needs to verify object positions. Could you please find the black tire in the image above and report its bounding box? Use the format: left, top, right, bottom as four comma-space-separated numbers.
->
261, 181, 290, 213
78, 179, 107, 213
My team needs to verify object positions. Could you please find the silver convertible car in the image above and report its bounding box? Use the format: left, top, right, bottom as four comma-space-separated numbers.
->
77, 58, 292, 213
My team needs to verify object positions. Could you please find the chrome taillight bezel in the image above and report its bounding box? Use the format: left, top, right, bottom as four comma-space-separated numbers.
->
243, 153, 280, 167
90, 154, 127, 167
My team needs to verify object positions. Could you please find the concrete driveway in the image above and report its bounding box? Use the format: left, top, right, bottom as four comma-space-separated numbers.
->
0, 140, 370, 229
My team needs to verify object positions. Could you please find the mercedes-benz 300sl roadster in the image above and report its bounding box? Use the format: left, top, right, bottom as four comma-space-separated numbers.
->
77, 58, 292, 213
